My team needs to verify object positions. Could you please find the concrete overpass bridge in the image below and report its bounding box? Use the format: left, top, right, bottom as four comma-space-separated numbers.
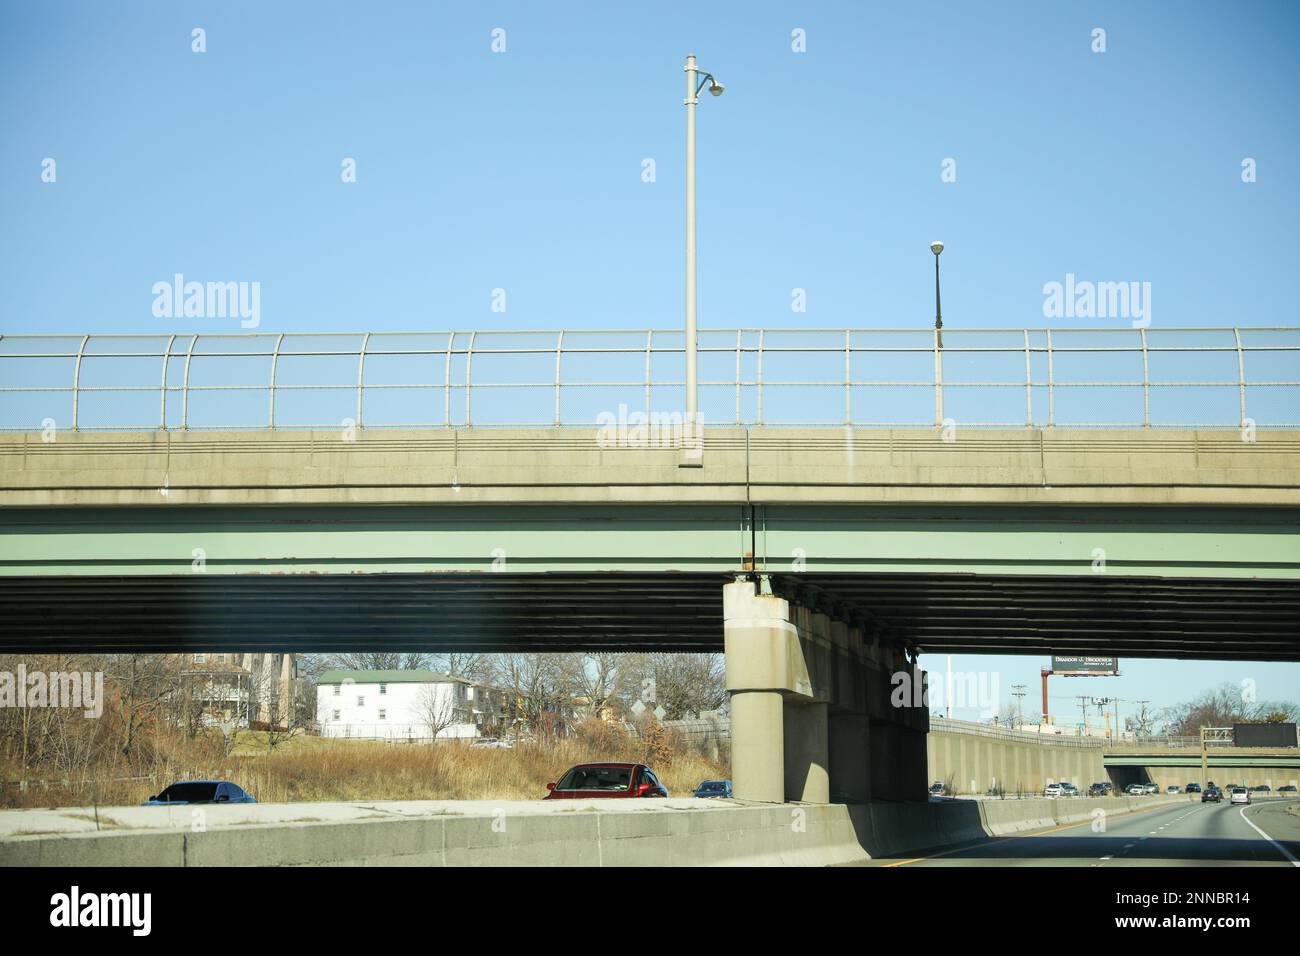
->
2, 329, 1298, 804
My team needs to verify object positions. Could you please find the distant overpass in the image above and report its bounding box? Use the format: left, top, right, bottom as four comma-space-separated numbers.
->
927, 718, 1300, 794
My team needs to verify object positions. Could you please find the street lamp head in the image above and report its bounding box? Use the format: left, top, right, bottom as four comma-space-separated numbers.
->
930, 241, 944, 256
709, 80, 724, 96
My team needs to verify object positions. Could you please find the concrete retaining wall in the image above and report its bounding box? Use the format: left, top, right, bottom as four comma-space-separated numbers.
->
928, 729, 1107, 796
0, 794, 1195, 867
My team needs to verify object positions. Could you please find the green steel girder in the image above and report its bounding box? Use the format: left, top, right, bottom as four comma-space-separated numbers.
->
1, 503, 1297, 578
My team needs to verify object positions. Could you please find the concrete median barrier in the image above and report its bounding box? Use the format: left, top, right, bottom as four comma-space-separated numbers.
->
0, 793, 1202, 867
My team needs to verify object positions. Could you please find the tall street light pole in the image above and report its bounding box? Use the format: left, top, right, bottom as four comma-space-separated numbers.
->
684, 54, 723, 427
931, 240, 945, 349
931, 240, 945, 425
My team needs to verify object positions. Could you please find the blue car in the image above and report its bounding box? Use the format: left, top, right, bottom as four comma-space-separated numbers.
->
693, 779, 733, 799
144, 780, 256, 806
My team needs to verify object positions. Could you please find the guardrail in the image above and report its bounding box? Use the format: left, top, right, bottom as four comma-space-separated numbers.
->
928, 716, 1106, 748
1, 327, 1297, 431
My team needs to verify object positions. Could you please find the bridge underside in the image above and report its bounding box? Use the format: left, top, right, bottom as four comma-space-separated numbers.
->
1, 570, 1296, 659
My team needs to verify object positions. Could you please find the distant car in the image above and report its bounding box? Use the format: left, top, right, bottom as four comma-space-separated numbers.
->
1088, 782, 1112, 797
1230, 787, 1250, 805
1142, 783, 1159, 794
544, 762, 668, 800
1249, 785, 1270, 793
1185, 783, 1201, 793
1166, 785, 1181, 793
1123, 783, 1145, 795
1202, 787, 1222, 803
1279, 784, 1297, 793
693, 779, 733, 799
929, 781, 946, 796
1060, 782, 1079, 796
144, 780, 256, 806
1044, 783, 1064, 797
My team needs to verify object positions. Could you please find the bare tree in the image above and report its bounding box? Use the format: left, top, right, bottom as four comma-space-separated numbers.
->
562, 653, 623, 720
492, 654, 568, 737
317, 652, 432, 672
1158, 682, 1299, 738
615, 653, 725, 720
413, 681, 458, 741
102, 655, 181, 758
435, 653, 491, 684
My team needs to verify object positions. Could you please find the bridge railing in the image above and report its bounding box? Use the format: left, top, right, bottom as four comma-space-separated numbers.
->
1, 327, 1296, 432
928, 715, 1106, 748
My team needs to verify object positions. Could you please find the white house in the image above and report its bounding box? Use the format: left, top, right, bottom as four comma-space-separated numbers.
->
316, 669, 480, 741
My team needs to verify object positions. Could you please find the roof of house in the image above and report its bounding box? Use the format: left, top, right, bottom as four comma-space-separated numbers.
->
316, 669, 471, 686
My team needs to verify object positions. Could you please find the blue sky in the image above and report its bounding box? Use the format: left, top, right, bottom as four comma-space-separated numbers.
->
3, 1, 1298, 336
2, 1, 1297, 711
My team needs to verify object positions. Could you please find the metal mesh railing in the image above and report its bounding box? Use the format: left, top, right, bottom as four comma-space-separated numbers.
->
1, 327, 1296, 431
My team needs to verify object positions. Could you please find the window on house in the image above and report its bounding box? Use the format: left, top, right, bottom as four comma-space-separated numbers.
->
333, 685, 340, 696
193, 653, 206, 664
379, 684, 387, 695
332, 710, 340, 721
357, 696, 365, 707
378, 709, 387, 720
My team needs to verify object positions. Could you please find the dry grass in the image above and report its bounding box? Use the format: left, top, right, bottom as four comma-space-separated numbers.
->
1, 723, 729, 809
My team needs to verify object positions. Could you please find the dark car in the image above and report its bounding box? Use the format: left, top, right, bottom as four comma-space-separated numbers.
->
1088, 782, 1112, 797
929, 781, 946, 796
544, 762, 668, 799
1201, 787, 1222, 803
693, 779, 733, 799
1185, 782, 1201, 793
144, 780, 256, 806
1279, 785, 1298, 793
1249, 784, 1271, 793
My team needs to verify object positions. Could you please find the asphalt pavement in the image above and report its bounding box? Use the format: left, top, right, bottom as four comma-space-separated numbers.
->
865, 797, 1300, 867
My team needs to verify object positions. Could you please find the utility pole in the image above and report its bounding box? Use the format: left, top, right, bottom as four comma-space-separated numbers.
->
1093, 697, 1116, 738
1011, 684, 1026, 728
1075, 696, 1092, 736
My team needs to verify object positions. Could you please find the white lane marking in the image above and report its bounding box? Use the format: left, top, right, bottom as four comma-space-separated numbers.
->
1238, 805, 1300, 867
1099, 855, 1113, 860
1123, 843, 1135, 849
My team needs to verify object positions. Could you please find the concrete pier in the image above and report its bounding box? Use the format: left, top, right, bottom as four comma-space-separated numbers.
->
723, 578, 928, 804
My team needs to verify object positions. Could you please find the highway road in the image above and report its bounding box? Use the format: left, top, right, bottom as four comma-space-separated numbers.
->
871, 798, 1300, 867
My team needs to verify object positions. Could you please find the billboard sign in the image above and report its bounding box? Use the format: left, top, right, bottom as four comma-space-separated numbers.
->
1233, 722, 1298, 748
1050, 656, 1120, 676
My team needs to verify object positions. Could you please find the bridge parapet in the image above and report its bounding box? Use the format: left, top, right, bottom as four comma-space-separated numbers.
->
4, 427, 1298, 507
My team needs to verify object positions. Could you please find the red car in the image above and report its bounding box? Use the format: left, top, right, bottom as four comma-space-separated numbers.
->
544, 762, 669, 799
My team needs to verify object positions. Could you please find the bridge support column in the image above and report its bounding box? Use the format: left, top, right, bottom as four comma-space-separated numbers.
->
783, 700, 829, 803
724, 578, 927, 805
724, 578, 825, 803
828, 713, 871, 803
729, 690, 785, 803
